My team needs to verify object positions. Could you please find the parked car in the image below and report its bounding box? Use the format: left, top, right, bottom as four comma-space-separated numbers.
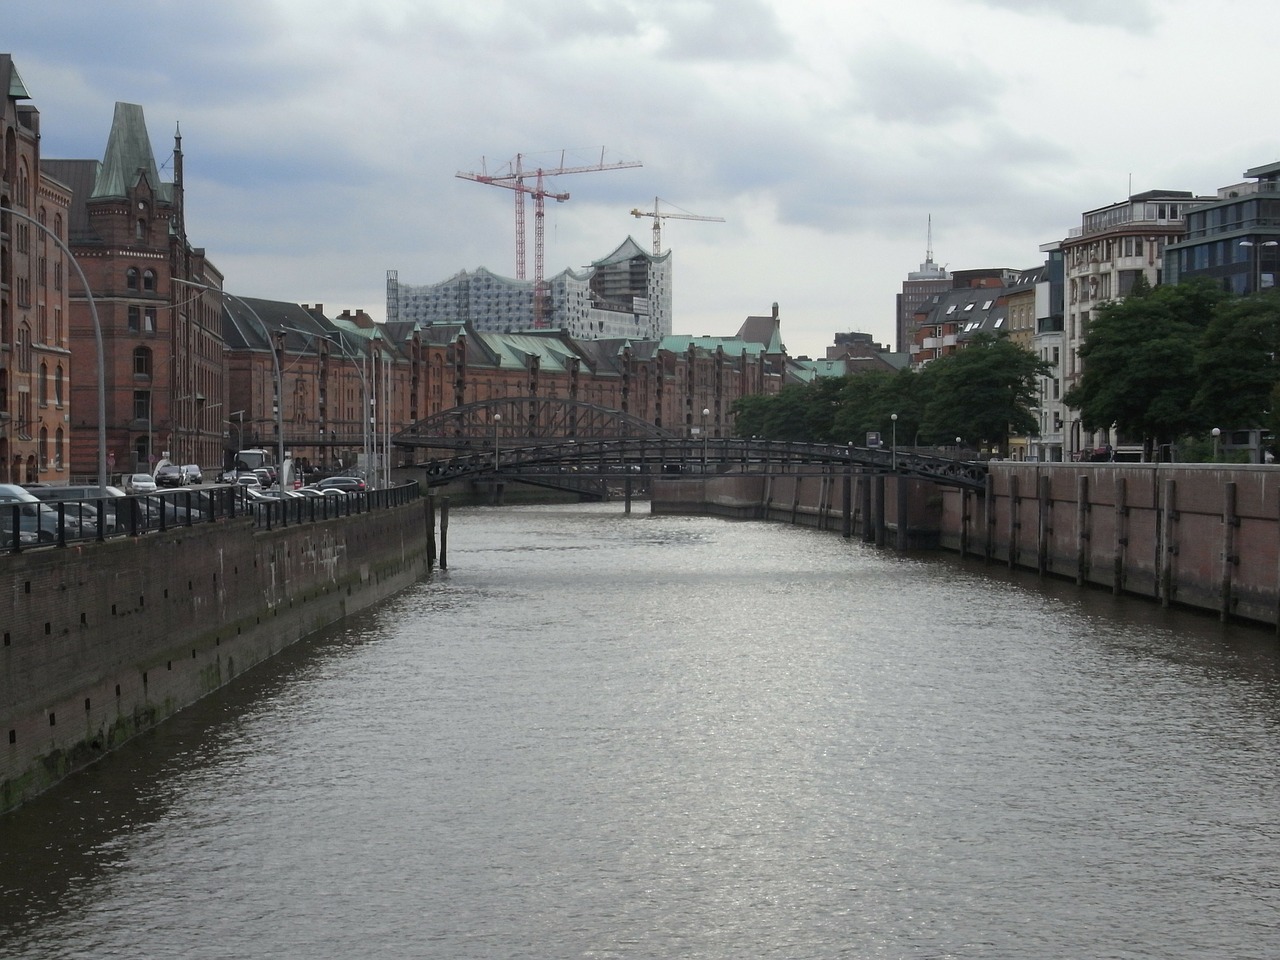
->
181, 464, 204, 485
155, 464, 186, 487
252, 468, 274, 488
314, 476, 367, 493
0, 483, 74, 543
236, 473, 263, 491
125, 473, 158, 495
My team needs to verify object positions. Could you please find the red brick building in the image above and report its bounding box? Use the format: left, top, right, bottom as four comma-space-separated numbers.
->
44, 102, 226, 478
1, 56, 74, 485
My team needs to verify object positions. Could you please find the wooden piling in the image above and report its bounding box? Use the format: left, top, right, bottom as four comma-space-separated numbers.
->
427, 496, 437, 570
439, 496, 450, 570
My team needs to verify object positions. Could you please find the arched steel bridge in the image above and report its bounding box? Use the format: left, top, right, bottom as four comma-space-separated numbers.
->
393, 398, 988, 490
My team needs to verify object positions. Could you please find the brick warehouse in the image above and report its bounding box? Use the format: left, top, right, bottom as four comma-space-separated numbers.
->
6, 58, 794, 482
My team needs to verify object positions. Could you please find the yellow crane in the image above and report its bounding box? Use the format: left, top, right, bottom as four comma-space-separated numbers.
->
630, 197, 725, 254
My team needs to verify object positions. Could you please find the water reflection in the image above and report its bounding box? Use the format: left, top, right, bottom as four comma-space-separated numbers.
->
2, 505, 1277, 959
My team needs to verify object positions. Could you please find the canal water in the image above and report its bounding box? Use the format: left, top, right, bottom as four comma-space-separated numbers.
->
2, 502, 1278, 959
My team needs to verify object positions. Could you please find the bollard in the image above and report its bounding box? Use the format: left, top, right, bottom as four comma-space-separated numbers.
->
439, 496, 450, 570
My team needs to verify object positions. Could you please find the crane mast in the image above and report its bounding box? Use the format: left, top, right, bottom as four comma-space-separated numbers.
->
458, 148, 642, 327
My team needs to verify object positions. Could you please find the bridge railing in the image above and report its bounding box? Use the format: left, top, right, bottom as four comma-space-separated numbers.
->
415, 437, 988, 490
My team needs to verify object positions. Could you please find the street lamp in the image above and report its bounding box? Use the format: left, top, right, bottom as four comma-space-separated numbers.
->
1239, 239, 1279, 292
1212, 426, 1221, 462
4, 208, 108, 491
226, 409, 245, 456
173, 279, 286, 487
283, 324, 370, 476
493, 412, 501, 473
890, 413, 898, 470
701, 407, 710, 471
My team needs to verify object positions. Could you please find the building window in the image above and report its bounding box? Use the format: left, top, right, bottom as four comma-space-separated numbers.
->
54, 260, 63, 291
55, 428, 64, 469
144, 308, 156, 333
126, 268, 139, 291
55, 365, 64, 406
143, 269, 156, 291
17, 324, 31, 372
133, 346, 152, 377
128, 306, 140, 332
38, 362, 47, 406
134, 390, 151, 422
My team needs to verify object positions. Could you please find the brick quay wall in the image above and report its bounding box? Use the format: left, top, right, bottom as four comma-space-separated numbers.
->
653, 464, 1280, 630
2, 498, 435, 814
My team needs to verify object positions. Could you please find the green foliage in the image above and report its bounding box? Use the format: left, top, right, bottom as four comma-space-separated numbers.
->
1193, 291, 1280, 429
920, 334, 1048, 455
731, 335, 1047, 454
1064, 278, 1226, 455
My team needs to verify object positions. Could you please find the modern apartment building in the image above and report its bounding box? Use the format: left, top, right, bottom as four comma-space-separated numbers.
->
1165, 161, 1280, 294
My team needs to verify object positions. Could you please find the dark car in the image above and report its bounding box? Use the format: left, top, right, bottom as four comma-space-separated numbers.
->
155, 464, 186, 487
314, 476, 367, 493
181, 464, 204, 485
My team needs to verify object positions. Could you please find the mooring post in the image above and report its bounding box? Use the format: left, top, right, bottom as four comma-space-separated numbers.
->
1007, 473, 1020, 569
1159, 479, 1176, 608
624, 477, 633, 515
895, 474, 909, 550
1074, 473, 1089, 586
861, 472, 874, 543
426, 494, 437, 568
1221, 481, 1237, 622
842, 468, 852, 539
874, 473, 887, 547
440, 496, 450, 570
983, 473, 995, 564
1113, 476, 1127, 596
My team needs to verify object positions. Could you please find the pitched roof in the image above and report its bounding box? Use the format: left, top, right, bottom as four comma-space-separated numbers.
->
1, 55, 31, 100
92, 102, 171, 202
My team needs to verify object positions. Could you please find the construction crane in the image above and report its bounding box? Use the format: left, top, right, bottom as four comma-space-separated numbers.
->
630, 197, 725, 254
457, 148, 642, 327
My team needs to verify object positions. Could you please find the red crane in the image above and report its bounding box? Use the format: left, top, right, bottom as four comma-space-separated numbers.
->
458, 148, 642, 327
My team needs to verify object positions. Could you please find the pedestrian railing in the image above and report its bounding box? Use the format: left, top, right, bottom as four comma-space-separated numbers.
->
1, 483, 421, 554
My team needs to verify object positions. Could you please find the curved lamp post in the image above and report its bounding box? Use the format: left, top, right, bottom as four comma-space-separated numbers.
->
173, 278, 285, 487
890, 413, 898, 471
1211, 426, 1221, 462
701, 407, 710, 471
283, 324, 370, 475
5, 208, 107, 491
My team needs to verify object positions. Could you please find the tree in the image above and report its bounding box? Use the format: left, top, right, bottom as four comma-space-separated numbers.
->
1193, 291, 1280, 433
921, 334, 1048, 456
1064, 279, 1225, 460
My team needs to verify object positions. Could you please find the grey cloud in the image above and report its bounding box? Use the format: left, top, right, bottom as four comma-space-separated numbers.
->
967, 0, 1160, 32
847, 47, 1006, 125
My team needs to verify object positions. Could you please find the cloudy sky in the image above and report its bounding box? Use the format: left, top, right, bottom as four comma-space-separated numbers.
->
8, 0, 1278, 358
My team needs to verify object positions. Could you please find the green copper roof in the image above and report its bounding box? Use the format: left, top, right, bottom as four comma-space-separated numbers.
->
5, 57, 31, 99
92, 102, 170, 201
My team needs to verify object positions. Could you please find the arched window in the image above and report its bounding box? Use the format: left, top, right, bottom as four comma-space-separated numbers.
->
143, 269, 156, 291
39, 427, 48, 469
133, 346, 152, 377
53, 213, 62, 239
55, 428, 64, 468
126, 267, 139, 290
136, 218, 145, 241
55, 365, 64, 406
38, 362, 47, 405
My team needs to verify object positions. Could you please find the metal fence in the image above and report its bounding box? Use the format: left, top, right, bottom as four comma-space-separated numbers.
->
2, 483, 422, 554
